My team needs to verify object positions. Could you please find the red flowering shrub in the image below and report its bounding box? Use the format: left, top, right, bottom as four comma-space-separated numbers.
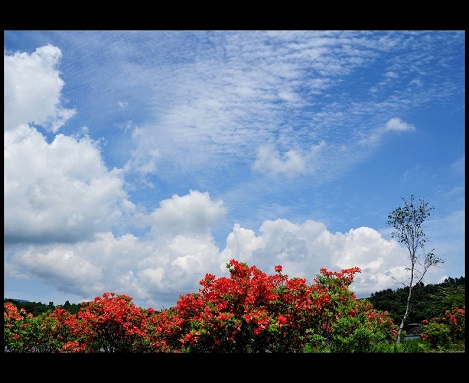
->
4, 259, 400, 353
421, 306, 465, 350
149, 260, 397, 352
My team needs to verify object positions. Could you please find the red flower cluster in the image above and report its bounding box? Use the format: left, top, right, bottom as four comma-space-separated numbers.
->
5, 259, 401, 353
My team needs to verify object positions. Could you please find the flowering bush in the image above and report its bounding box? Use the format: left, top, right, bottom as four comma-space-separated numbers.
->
421, 306, 465, 350
300, 270, 397, 353
4, 259, 405, 353
148, 260, 397, 352
4, 302, 34, 352
441, 306, 465, 343
66, 292, 157, 352
28, 306, 79, 352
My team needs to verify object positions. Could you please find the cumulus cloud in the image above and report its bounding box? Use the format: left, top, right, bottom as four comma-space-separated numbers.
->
220, 218, 409, 298
144, 190, 227, 237
4, 124, 131, 244
253, 144, 306, 177
4, 45, 76, 132
4, 45, 133, 244
5, 190, 228, 309
6, 211, 414, 309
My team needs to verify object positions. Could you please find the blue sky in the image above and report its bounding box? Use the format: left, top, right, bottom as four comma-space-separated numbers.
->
4, 30, 465, 310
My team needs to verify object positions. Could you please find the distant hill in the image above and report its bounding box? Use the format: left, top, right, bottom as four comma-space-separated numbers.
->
7, 298, 30, 303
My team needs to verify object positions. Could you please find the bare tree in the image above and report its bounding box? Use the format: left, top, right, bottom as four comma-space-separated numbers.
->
386, 194, 444, 343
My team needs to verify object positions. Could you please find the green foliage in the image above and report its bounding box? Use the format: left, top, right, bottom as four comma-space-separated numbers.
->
393, 338, 430, 353
367, 277, 465, 325
4, 302, 82, 353
421, 305, 465, 350
430, 283, 465, 309
421, 321, 452, 350
329, 318, 382, 353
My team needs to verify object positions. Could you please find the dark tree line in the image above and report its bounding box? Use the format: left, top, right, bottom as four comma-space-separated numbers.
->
366, 276, 465, 326
3, 299, 82, 317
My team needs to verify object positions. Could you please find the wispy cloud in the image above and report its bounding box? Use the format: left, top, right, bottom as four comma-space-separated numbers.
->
358, 117, 416, 147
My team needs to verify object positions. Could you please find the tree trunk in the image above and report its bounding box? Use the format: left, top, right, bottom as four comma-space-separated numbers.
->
396, 284, 413, 344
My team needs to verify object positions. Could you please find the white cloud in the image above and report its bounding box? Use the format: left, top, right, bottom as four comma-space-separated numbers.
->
145, 190, 227, 237
4, 45, 76, 132
253, 144, 306, 177
4, 124, 130, 243
6, 212, 416, 309
220, 223, 263, 262
221, 218, 410, 298
4, 45, 133, 244
124, 126, 160, 176
5, 190, 228, 309
358, 117, 416, 147
15, 247, 102, 290
384, 117, 415, 132
385, 71, 399, 79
